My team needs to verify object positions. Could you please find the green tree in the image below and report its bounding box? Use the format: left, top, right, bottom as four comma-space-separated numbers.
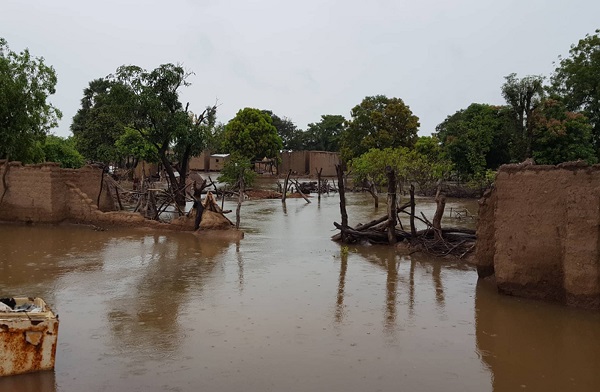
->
72, 63, 216, 204
71, 78, 133, 163
340, 95, 419, 162
551, 29, 600, 154
263, 110, 302, 150
435, 103, 513, 179
224, 108, 282, 161
304, 114, 345, 151
0, 38, 62, 162
114, 127, 158, 169
501, 73, 545, 159
41, 135, 85, 168
531, 99, 597, 164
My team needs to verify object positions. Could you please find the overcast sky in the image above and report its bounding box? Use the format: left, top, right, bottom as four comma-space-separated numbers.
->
3, 0, 599, 138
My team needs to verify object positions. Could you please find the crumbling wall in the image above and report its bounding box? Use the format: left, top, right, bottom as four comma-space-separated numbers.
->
280, 151, 308, 174
476, 162, 600, 308
0, 162, 114, 223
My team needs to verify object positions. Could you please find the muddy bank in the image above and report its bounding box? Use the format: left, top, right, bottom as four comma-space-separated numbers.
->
476, 161, 600, 309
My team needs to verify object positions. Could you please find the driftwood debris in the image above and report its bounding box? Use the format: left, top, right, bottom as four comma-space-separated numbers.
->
332, 168, 476, 258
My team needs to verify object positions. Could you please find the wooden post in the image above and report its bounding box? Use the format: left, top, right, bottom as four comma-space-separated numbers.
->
385, 166, 397, 244
336, 164, 348, 242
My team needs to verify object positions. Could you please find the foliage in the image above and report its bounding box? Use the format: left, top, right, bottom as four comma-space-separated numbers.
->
501, 73, 545, 159
531, 99, 597, 164
350, 147, 452, 194
73, 63, 216, 203
224, 108, 282, 161
551, 29, 600, 154
41, 135, 85, 168
205, 122, 227, 152
115, 127, 158, 163
340, 95, 419, 162
71, 78, 133, 163
217, 153, 257, 188
0, 37, 62, 162
303, 114, 346, 151
435, 103, 513, 179
263, 111, 303, 151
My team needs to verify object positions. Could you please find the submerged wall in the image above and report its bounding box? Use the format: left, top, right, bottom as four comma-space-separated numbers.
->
476, 162, 600, 309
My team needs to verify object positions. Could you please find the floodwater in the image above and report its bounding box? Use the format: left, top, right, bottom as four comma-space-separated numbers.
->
1, 191, 600, 392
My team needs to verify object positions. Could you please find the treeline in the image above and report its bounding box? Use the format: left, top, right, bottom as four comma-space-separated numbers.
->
2, 30, 599, 195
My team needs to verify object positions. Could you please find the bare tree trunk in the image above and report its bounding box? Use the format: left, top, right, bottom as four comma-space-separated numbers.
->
410, 184, 416, 241
367, 181, 379, 208
236, 178, 244, 229
336, 164, 348, 242
386, 167, 397, 244
433, 186, 446, 241
282, 169, 291, 203
316, 168, 322, 202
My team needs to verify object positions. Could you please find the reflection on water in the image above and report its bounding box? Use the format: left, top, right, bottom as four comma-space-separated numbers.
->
0, 192, 598, 391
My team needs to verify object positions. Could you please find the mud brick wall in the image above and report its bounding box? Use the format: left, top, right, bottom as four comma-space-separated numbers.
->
0, 162, 114, 223
280, 151, 308, 175
476, 162, 600, 308
308, 151, 340, 177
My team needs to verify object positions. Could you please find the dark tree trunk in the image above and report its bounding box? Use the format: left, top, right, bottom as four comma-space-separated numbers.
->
385, 167, 397, 245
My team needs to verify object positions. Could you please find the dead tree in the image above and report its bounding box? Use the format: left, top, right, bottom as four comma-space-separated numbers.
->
335, 164, 349, 242
386, 166, 397, 245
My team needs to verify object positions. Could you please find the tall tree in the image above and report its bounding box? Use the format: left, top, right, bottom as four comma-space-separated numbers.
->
0, 38, 62, 162
551, 29, 600, 154
224, 108, 282, 161
262, 110, 302, 150
304, 114, 346, 151
340, 95, 419, 162
435, 103, 513, 179
531, 99, 596, 165
501, 73, 545, 159
72, 64, 216, 204
71, 78, 133, 163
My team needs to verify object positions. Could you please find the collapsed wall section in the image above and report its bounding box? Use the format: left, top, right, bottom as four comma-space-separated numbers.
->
476, 162, 600, 308
0, 162, 114, 223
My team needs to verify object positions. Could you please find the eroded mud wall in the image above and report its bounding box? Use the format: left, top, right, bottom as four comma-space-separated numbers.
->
476, 163, 600, 308
308, 151, 339, 177
0, 162, 114, 223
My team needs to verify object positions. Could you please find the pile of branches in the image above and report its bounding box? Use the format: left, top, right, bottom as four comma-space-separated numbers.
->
332, 165, 476, 259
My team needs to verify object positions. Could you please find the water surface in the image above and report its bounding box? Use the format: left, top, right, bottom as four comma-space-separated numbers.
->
1, 192, 599, 391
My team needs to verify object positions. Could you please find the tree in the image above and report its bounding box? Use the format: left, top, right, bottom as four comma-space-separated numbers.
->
531, 99, 596, 165
71, 78, 133, 163
41, 135, 85, 168
0, 38, 62, 162
114, 127, 158, 170
263, 110, 303, 150
501, 73, 545, 159
224, 108, 282, 161
340, 95, 419, 162
303, 114, 346, 151
73, 63, 217, 204
435, 103, 513, 179
551, 29, 600, 154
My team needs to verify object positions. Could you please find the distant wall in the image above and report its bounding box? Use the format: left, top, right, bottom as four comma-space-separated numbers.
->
189, 150, 210, 171
280, 151, 339, 176
476, 162, 600, 309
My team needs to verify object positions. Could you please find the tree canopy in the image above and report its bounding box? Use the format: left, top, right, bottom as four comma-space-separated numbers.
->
72, 63, 216, 203
41, 135, 85, 168
224, 108, 282, 161
551, 29, 600, 154
501, 73, 545, 160
303, 114, 345, 152
0, 38, 62, 162
435, 103, 513, 178
340, 95, 419, 162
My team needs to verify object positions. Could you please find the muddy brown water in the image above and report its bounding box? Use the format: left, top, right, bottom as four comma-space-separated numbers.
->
1, 192, 600, 391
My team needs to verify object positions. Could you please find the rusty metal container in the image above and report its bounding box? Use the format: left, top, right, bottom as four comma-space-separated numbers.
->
0, 297, 59, 376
